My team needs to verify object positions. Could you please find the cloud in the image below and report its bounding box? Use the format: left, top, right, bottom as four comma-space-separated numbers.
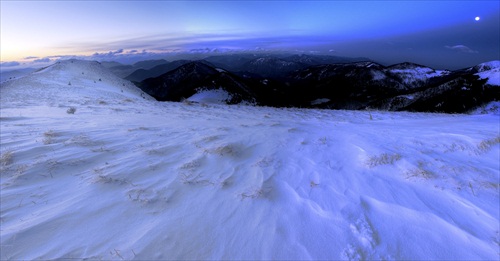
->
445, 45, 478, 53
1, 61, 21, 67
92, 49, 125, 58
47, 55, 81, 60
39, 33, 332, 65
59, 32, 307, 57
24, 56, 39, 60
33, 58, 51, 63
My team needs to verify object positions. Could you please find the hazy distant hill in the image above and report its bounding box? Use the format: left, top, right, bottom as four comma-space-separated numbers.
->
103, 59, 169, 78
125, 60, 192, 82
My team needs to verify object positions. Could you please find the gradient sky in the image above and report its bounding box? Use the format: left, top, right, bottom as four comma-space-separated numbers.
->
1, 0, 499, 69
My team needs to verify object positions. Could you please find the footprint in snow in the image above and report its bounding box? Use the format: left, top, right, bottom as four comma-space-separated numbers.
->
340, 199, 380, 260
350, 216, 378, 249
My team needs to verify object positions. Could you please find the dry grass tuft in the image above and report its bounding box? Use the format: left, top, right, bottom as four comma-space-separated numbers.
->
367, 153, 401, 167
66, 107, 77, 114
179, 172, 212, 186
406, 161, 434, 180
43, 130, 57, 145
254, 157, 274, 168
206, 144, 239, 157
239, 186, 271, 200
0, 150, 14, 167
182, 99, 194, 106
180, 159, 202, 170
478, 136, 500, 152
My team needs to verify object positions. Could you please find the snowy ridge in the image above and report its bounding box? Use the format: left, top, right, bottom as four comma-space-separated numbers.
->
474, 60, 500, 86
250, 57, 296, 67
1, 59, 499, 260
472, 101, 500, 115
474, 60, 500, 72
388, 63, 450, 86
0, 68, 36, 83
1, 59, 154, 103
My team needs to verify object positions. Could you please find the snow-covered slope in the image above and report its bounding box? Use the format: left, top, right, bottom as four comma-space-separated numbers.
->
474, 60, 500, 86
0, 59, 153, 107
387, 63, 450, 87
1, 61, 499, 260
0, 68, 37, 83
472, 101, 500, 115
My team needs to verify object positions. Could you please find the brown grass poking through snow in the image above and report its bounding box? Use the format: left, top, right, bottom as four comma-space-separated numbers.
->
477, 136, 500, 153
43, 130, 57, 145
406, 161, 434, 180
0, 150, 14, 167
66, 107, 77, 114
367, 153, 402, 167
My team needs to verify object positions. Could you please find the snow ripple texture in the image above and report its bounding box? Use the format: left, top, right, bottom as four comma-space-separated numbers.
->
1, 60, 499, 260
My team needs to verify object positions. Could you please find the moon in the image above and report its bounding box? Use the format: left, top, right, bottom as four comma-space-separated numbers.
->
475, 16, 480, 21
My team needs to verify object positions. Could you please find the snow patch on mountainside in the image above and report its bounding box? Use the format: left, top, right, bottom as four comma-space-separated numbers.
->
474, 60, 500, 72
371, 70, 386, 81
389, 66, 450, 85
310, 98, 330, 105
475, 61, 500, 86
472, 101, 500, 115
186, 88, 233, 104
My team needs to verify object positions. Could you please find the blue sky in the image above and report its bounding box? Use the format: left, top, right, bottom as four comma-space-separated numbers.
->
1, 0, 499, 69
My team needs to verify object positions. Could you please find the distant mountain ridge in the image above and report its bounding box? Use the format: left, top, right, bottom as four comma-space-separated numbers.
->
3, 54, 497, 113
124, 60, 193, 82
133, 54, 499, 113
121, 53, 368, 81
137, 61, 257, 104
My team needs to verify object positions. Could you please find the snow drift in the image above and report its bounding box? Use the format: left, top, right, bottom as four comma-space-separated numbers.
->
1, 60, 499, 260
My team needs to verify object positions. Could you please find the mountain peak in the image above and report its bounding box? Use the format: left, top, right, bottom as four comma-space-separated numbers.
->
473, 60, 500, 72
350, 61, 384, 69
474, 60, 500, 86
388, 62, 431, 70
169, 61, 218, 76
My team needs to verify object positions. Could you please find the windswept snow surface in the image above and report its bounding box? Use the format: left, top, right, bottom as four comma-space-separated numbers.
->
1, 60, 499, 260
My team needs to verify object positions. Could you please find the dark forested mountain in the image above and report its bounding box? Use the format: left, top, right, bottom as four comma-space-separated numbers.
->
238, 57, 306, 78
137, 61, 258, 103
137, 61, 218, 101
125, 60, 192, 82
129, 54, 499, 113
199, 53, 369, 77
